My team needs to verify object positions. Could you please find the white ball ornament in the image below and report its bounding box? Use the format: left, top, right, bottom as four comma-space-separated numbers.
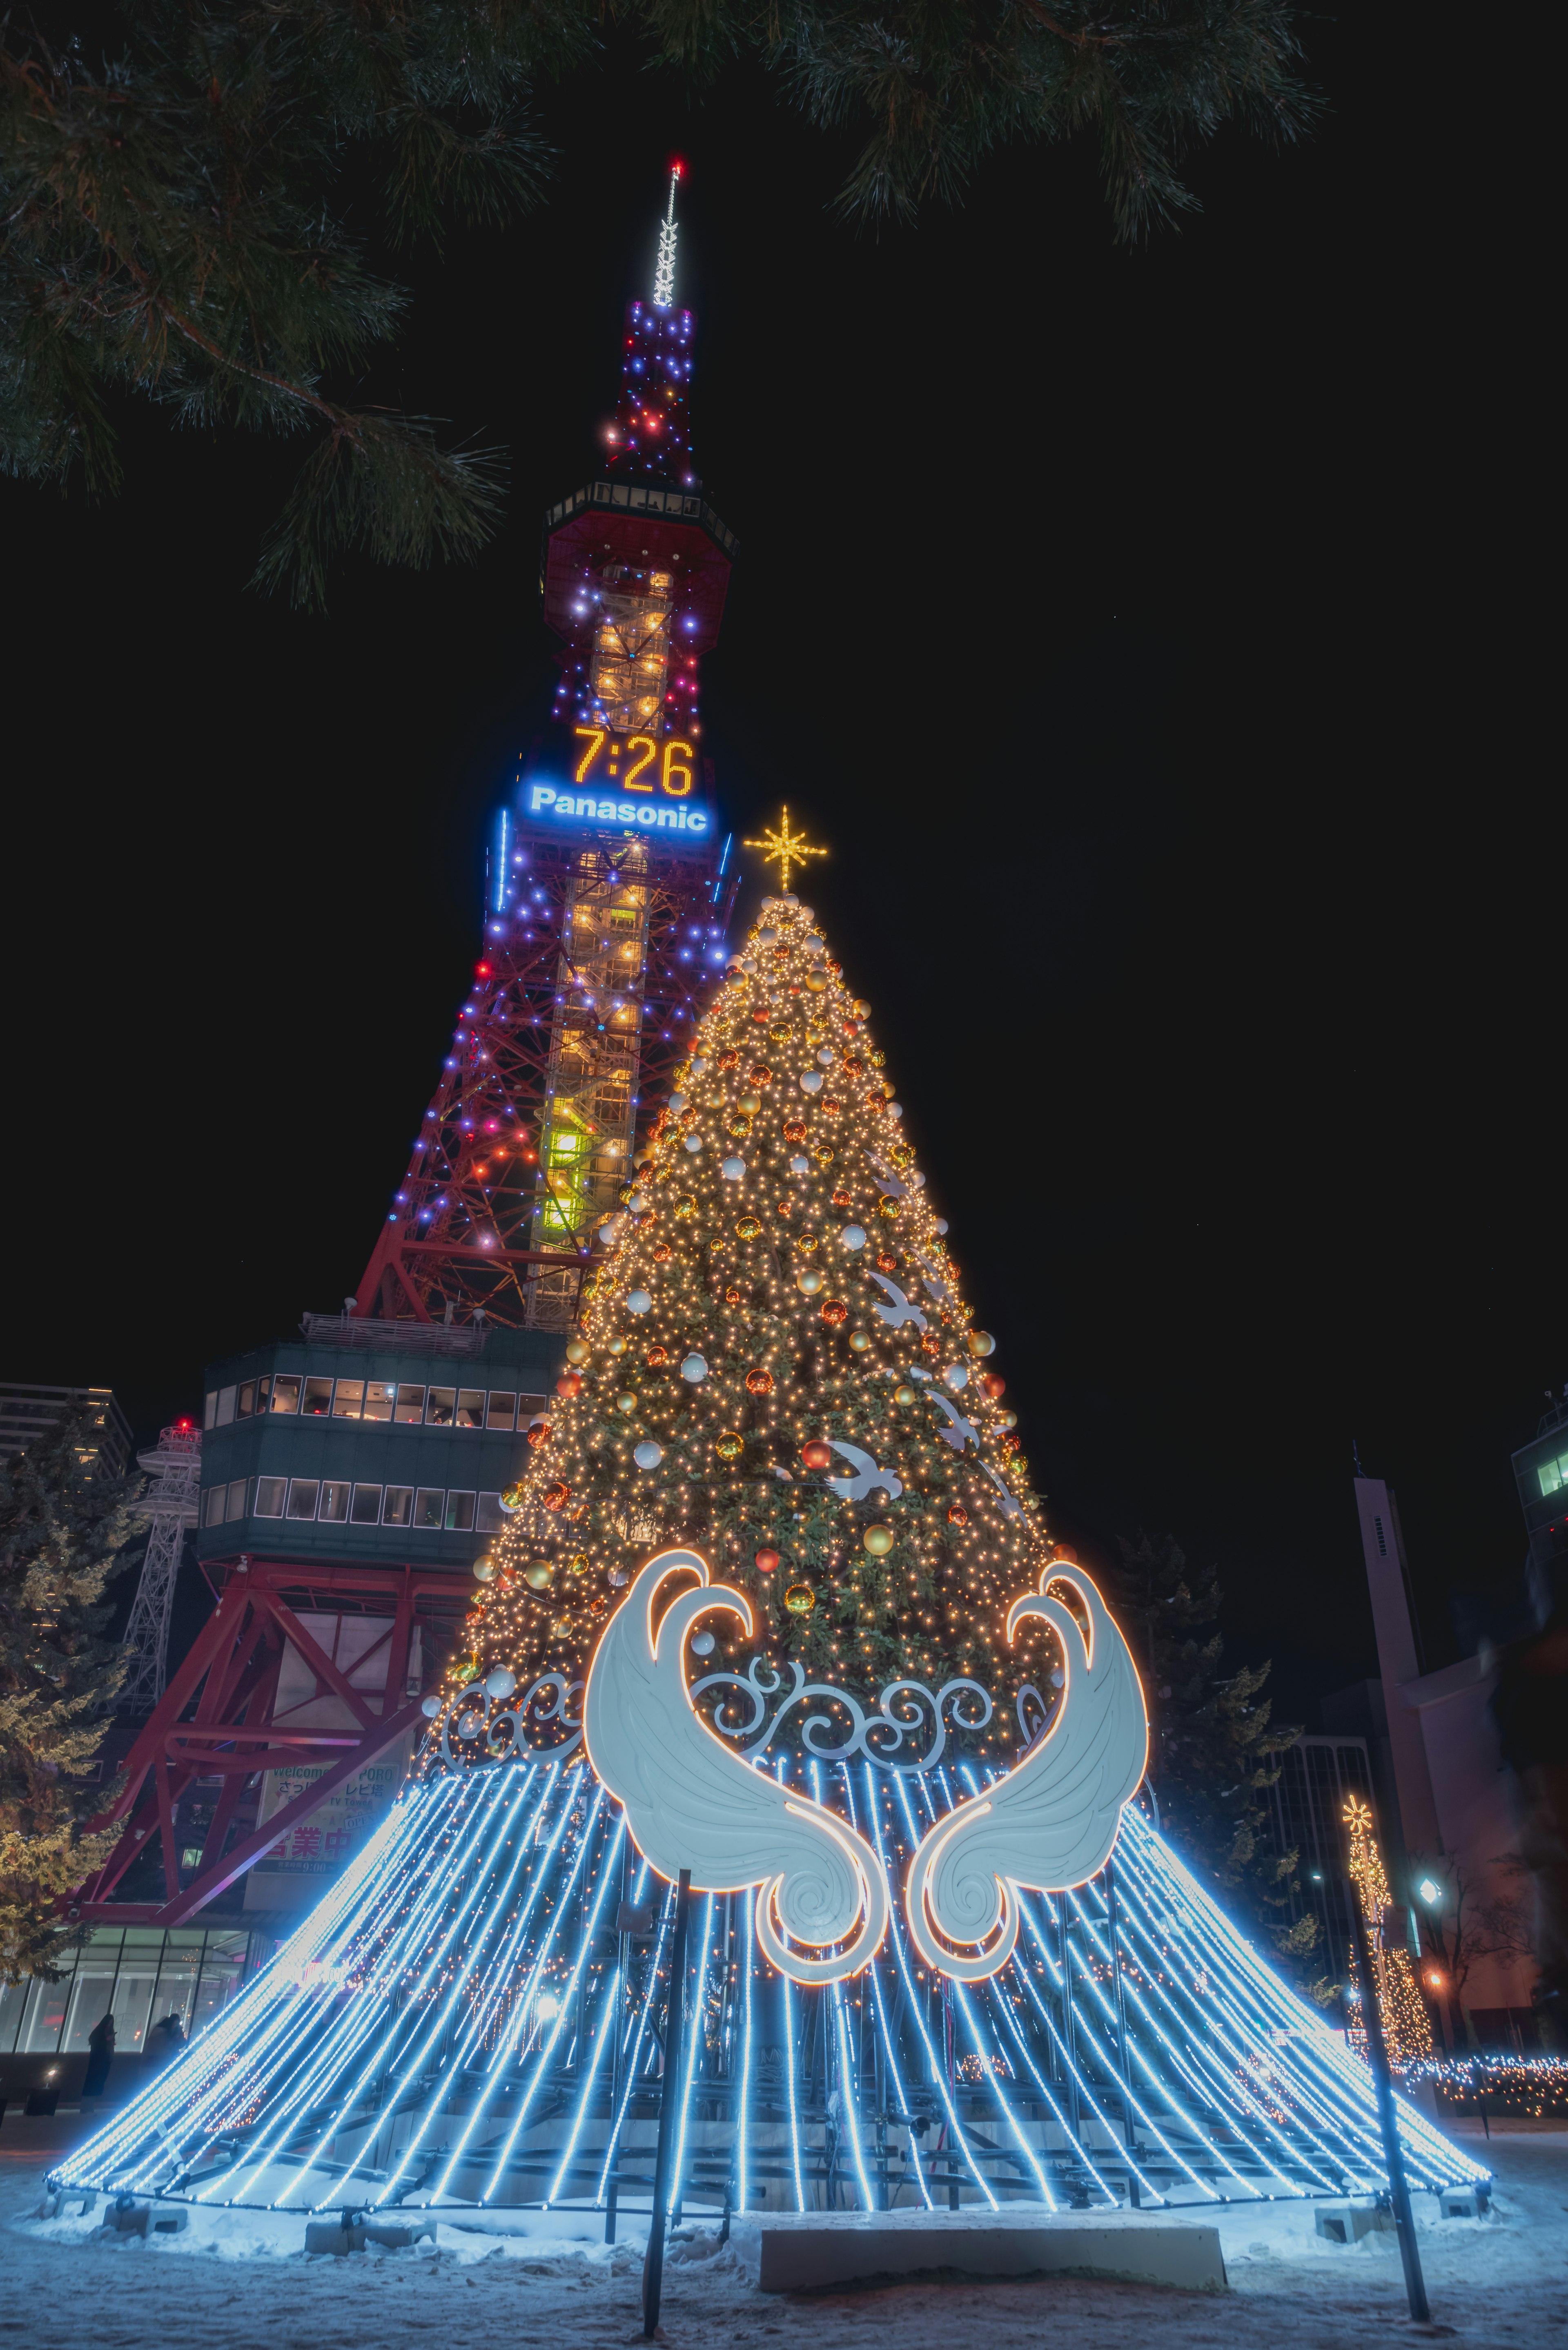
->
421, 1694, 441, 1718
790, 1155, 810, 1174
681, 1354, 708, 1383
816, 1047, 835, 1067
690, 1057, 709, 1076
690, 1630, 716, 1657
668, 1093, 689, 1115
628, 1191, 650, 1213
800, 1072, 824, 1095
627, 1290, 653, 1315
485, 1668, 517, 1701
935, 1217, 949, 1234
722, 1155, 746, 1179
756, 927, 777, 945
683, 1133, 703, 1153
634, 1440, 665, 1470
943, 1363, 970, 1391
886, 1102, 904, 1121
840, 1224, 866, 1250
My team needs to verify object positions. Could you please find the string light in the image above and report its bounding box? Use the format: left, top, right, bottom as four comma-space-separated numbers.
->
1344, 1795, 1433, 2073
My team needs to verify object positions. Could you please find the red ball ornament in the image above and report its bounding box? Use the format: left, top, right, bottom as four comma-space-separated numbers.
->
983, 1373, 1007, 1400
947, 1504, 969, 1526
832, 1188, 854, 1210
746, 1368, 775, 1396
555, 1371, 583, 1398
755, 1547, 781, 1574
819, 1299, 848, 1327
645, 1343, 670, 1368
877, 1251, 900, 1273
800, 1439, 833, 1472
526, 1420, 551, 1446
542, 1482, 571, 1512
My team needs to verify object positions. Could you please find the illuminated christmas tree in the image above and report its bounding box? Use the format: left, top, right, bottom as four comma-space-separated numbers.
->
1344, 1795, 1434, 2073
460, 861, 1052, 1764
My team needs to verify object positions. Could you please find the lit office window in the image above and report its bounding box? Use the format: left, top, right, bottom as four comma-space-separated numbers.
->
394, 1386, 426, 1423
225, 1478, 247, 1523
301, 1377, 333, 1417
363, 1381, 396, 1422
270, 1376, 302, 1414
286, 1479, 321, 1519
456, 1389, 485, 1430
414, 1488, 445, 1529
382, 1486, 413, 1527
332, 1380, 365, 1420
486, 1392, 517, 1430
425, 1388, 457, 1426
254, 1477, 286, 1518
318, 1481, 351, 1523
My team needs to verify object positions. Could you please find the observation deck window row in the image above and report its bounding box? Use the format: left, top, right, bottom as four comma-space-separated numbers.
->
199, 1476, 511, 1535
545, 478, 738, 553
206, 1380, 547, 1431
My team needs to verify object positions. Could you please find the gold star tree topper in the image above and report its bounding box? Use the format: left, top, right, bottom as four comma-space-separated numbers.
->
744, 807, 828, 894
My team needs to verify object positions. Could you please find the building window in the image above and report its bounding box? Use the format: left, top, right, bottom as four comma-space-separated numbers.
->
1373, 1515, 1388, 1557
269, 1376, 301, 1414
216, 1385, 237, 1427
382, 1486, 413, 1527
518, 1393, 549, 1422
301, 1376, 333, 1417
394, 1386, 425, 1424
486, 1392, 517, 1431
286, 1479, 321, 1520
204, 1391, 217, 1431
456, 1388, 485, 1430
1537, 1452, 1568, 1497
350, 1483, 382, 1524
414, 1488, 445, 1529
203, 1485, 226, 1528
425, 1387, 456, 1426
445, 1491, 476, 1532
236, 1381, 256, 1419
332, 1380, 365, 1420
318, 1480, 351, 1523
363, 1381, 396, 1423
254, 1476, 286, 1518
225, 1478, 247, 1523
476, 1492, 505, 1532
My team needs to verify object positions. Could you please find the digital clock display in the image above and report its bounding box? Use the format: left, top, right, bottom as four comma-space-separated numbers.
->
572, 727, 694, 797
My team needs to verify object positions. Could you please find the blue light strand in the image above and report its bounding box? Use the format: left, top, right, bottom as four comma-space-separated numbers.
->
847, 1767, 931, 2210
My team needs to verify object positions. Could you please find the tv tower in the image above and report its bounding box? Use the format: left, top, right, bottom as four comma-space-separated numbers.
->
117, 1421, 201, 1710
354, 164, 740, 1334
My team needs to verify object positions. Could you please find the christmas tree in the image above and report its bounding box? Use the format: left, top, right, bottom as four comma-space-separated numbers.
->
456, 871, 1056, 1764
0, 1409, 138, 1981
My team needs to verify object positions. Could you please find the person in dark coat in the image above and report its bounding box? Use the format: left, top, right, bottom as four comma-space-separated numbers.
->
145, 2012, 187, 2068
82, 2012, 115, 2100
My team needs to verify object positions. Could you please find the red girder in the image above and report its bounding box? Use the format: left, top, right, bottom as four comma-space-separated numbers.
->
74, 1558, 464, 1926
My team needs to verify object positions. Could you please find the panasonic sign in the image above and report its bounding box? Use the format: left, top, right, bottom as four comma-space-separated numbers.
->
524, 783, 711, 836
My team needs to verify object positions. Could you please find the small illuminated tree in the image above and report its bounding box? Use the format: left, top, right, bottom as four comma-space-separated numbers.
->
1344, 1795, 1433, 2072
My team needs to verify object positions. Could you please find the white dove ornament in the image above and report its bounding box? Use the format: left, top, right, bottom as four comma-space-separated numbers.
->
583, 1549, 889, 1984
866, 1271, 928, 1332
904, 1566, 1147, 1982
823, 1441, 904, 1502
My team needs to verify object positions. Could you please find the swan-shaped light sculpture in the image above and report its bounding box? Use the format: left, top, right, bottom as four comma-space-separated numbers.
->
904, 1564, 1148, 1982
583, 1548, 889, 1984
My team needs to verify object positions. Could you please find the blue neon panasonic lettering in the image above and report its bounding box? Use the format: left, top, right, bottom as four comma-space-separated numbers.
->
525, 782, 710, 835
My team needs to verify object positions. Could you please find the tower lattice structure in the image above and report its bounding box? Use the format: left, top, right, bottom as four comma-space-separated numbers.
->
118, 1422, 201, 1712
354, 165, 739, 1335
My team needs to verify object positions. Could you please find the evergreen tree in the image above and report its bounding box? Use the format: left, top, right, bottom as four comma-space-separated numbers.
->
454, 887, 1062, 1764
1113, 1531, 1324, 1983
3, 0, 1314, 602
0, 1410, 139, 1982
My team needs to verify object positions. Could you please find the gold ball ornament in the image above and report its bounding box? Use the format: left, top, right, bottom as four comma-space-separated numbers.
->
967, 1330, 996, 1358
893, 1384, 918, 1407
608, 1336, 628, 1357
501, 1483, 526, 1509
523, 1560, 555, 1590
715, 1431, 744, 1462
737, 1215, 763, 1241
473, 1556, 497, 1582
863, 1524, 895, 1557
565, 1337, 590, 1365
784, 1583, 817, 1615
737, 1093, 762, 1116
804, 972, 827, 994
853, 999, 872, 1018
797, 1268, 825, 1296
568, 1552, 589, 1576
876, 1197, 900, 1221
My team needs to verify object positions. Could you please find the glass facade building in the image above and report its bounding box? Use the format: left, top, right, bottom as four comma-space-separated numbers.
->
0, 1927, 263, 2063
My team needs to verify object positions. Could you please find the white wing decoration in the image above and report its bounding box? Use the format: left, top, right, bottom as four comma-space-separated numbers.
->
866, 1271, 927, 1331
904, 1565, 1148, 1982
824, 1440, 904, 1502
583, 1548, 888, 1985
976, 1458, 1022, 1519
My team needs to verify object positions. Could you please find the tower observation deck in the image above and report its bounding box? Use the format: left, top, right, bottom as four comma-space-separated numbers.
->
354, 166, 741, 1334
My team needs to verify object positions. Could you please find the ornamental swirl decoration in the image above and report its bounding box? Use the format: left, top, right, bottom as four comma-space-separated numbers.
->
439, 1672, 585, 1765
690, 1657, 993, 1773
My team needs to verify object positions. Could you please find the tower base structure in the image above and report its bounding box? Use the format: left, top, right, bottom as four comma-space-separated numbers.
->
50, 1740, 1487, 2223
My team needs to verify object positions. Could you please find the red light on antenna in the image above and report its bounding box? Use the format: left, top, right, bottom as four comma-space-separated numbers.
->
670, 159, 684, 178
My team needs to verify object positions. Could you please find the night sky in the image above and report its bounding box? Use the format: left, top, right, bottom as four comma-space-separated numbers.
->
2, 12, 1547, 1727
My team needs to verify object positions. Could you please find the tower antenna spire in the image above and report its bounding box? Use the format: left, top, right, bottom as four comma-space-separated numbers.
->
653, 161, 681, 310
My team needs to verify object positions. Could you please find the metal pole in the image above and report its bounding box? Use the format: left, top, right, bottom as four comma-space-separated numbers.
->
1346, 1877, 1431, 2324
642, 1868, 691, 2341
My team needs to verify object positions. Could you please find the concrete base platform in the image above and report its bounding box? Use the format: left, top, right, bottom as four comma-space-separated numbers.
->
730, 2208, 1227, 2294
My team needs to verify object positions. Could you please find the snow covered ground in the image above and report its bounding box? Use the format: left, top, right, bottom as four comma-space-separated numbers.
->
3, 2122, 1564, 2348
